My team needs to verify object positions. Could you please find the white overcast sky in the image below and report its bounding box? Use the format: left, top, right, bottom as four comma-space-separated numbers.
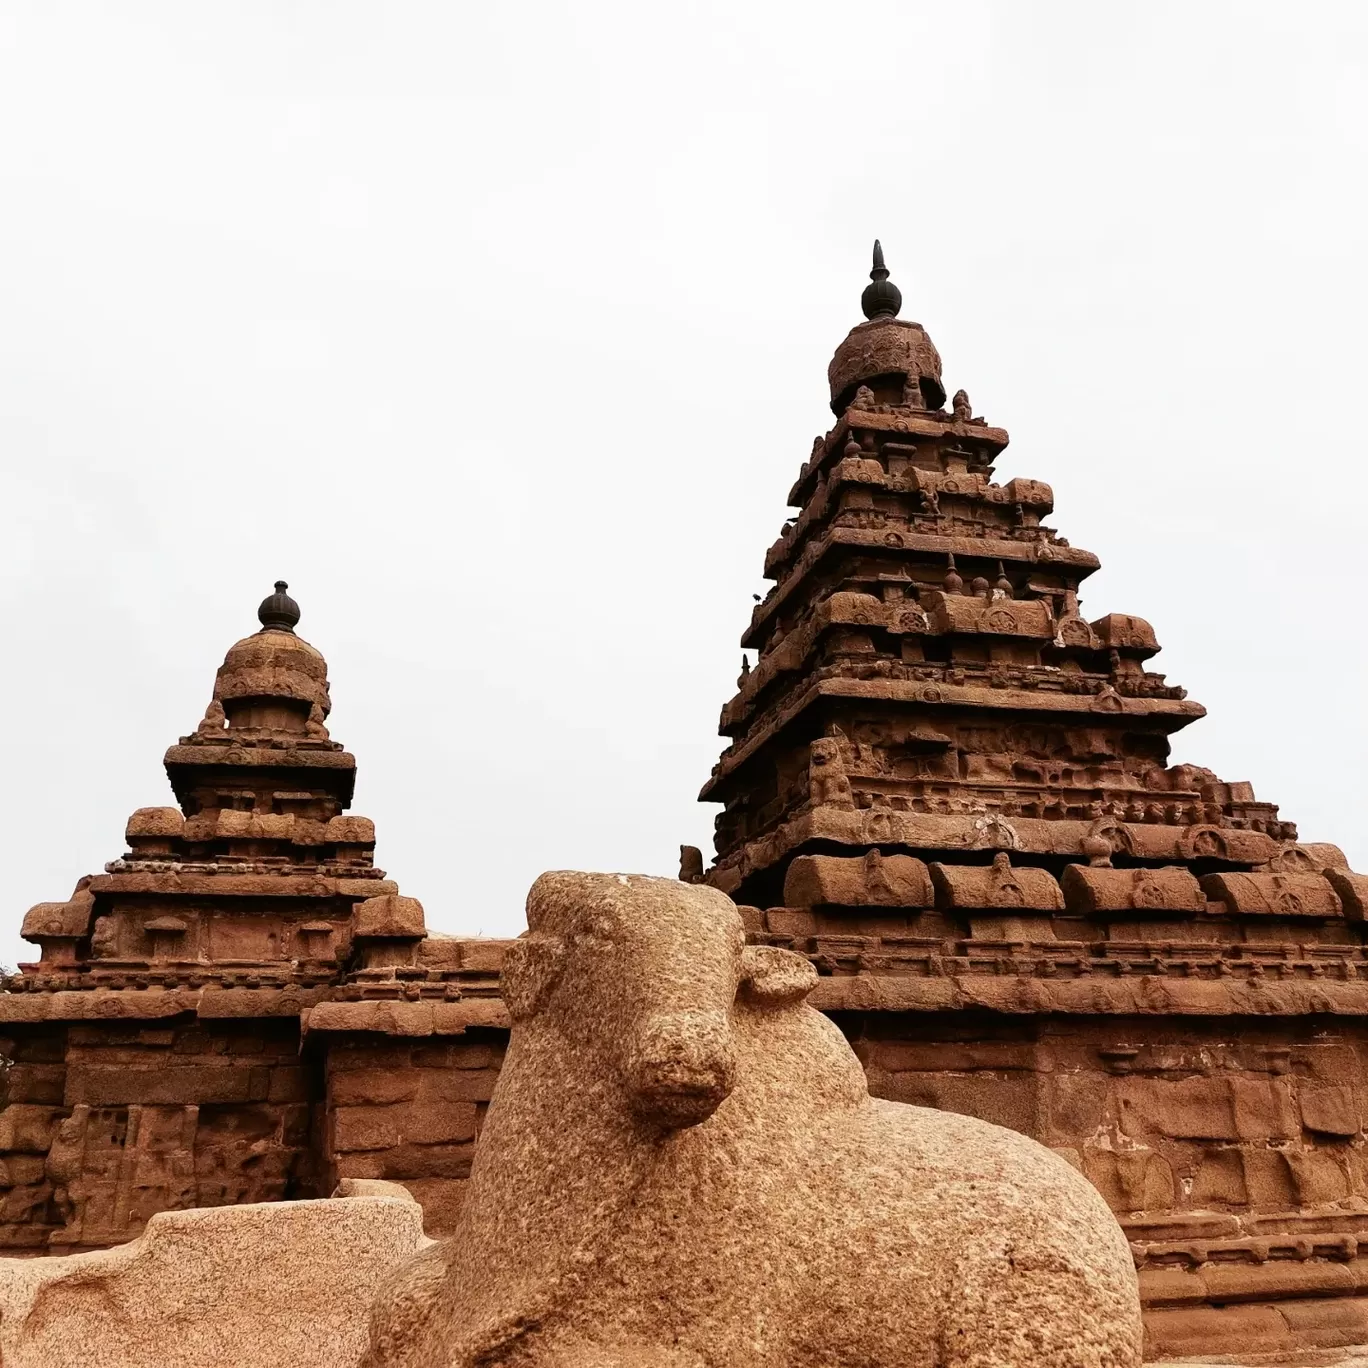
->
1, 3, 1366, 964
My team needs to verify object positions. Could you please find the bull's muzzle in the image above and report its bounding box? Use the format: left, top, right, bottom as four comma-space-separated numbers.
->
624, 1010, 736, 1130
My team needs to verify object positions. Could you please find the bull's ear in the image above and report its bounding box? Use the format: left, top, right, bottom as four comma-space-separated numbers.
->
501, 933, 566, 1020
739, 945, 817, 1008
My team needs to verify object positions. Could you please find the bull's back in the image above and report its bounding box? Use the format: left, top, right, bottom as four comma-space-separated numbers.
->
787, 1100, 1142, 1367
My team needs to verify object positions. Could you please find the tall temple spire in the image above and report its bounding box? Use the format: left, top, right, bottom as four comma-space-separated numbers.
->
860, 239, 902, 320
703, 244, 1297, 905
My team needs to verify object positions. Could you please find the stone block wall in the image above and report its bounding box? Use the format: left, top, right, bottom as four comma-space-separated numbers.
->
844, 1012, 1368, 1221
840, 1009, 1368, 1358
10, 993, 1368, 1356
0, 1018, 321, 1252
322, 1033, 504, 1234
0, 1027, 68, 1247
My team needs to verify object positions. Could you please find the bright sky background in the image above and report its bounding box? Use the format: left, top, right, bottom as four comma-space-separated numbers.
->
1, 2, 1365, 964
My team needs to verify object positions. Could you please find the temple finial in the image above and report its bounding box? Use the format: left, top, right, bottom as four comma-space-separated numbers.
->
861, 239, 902, 320
258, 579, 301, 632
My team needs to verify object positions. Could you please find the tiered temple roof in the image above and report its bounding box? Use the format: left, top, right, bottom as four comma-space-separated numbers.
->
701, 242, 1318, 907
17, 583, 443, 992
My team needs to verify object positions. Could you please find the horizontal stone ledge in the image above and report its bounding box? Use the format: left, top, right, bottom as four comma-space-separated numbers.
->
809, 674, 1202, 718
0, 985, 332, 1023
791, 409, 1009, 487
300, 998, 510, 1038
708, 806, 1277, 885
1140, 1255, 1368, 1307
807, 973, 1368, 1017
747, 526, 1101, 639
163, 745, 358, 770
85, 874, 398, 898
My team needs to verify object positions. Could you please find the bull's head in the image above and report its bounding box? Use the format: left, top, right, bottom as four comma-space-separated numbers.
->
502, 872, 815, 1130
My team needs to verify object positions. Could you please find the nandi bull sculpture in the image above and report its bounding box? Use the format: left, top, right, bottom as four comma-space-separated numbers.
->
366, 872, 1142, 1367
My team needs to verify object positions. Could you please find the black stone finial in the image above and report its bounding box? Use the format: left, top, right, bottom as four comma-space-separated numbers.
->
258, 579, 301, 632
861, 239, 902, 320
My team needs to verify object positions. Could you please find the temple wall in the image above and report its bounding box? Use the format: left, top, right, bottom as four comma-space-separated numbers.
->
0, 1019, 322, 1252
0, 1026, 67, 1249
7, 1007, 1368, 1242
847, 1011, 1366, 1214
8, 1000, 1368, 1355
322, 1033, 503, 1235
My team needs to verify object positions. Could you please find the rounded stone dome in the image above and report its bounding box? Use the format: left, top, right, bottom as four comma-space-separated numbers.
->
212, 583, 330, 718
828, 316, 946, 416
213, 628, 330, 712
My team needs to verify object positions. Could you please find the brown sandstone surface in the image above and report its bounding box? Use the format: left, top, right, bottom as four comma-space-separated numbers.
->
368, 871, 1142, 1367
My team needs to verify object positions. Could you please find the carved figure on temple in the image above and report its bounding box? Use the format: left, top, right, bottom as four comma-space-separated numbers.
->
44, 1110, 88, 1232
808, 735, 855, 810
306, 702, 331, 740
1081, 831, 1115, 868
952, 388, 972, 422
901, 375, 925, 411
90, 914, 118, 959
367, 872, 1142, 1367
678, 845, 705, 884
196, 699, 227, 737
985, 851, 1025, 904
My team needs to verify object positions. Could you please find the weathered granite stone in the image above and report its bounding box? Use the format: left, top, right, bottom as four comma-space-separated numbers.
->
368, 872, 1142, 1367
0, 1192, 429, 1367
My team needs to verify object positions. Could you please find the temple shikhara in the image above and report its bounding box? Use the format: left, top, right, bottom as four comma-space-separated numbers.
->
0, 581, 508, 1252
5, 247, 1368, 1362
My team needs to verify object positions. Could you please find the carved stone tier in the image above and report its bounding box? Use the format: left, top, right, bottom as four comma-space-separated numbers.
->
742, 527, 1101, 651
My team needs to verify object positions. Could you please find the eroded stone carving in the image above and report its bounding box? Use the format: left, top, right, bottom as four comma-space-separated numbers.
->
195, 700, 226, 737
807, 735, 854, 810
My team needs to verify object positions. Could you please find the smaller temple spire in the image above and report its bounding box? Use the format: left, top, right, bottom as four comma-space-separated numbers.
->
258, 580, 301, 633
861, 239, 902, 321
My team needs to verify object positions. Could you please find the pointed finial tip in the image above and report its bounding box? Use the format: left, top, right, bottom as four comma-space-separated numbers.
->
861, 238, 901, 320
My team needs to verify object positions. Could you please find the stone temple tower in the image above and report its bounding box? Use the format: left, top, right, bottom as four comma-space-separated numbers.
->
3, 584, 508, 1254
702, 242, 1292, 905
698, 245, 1368, 1361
